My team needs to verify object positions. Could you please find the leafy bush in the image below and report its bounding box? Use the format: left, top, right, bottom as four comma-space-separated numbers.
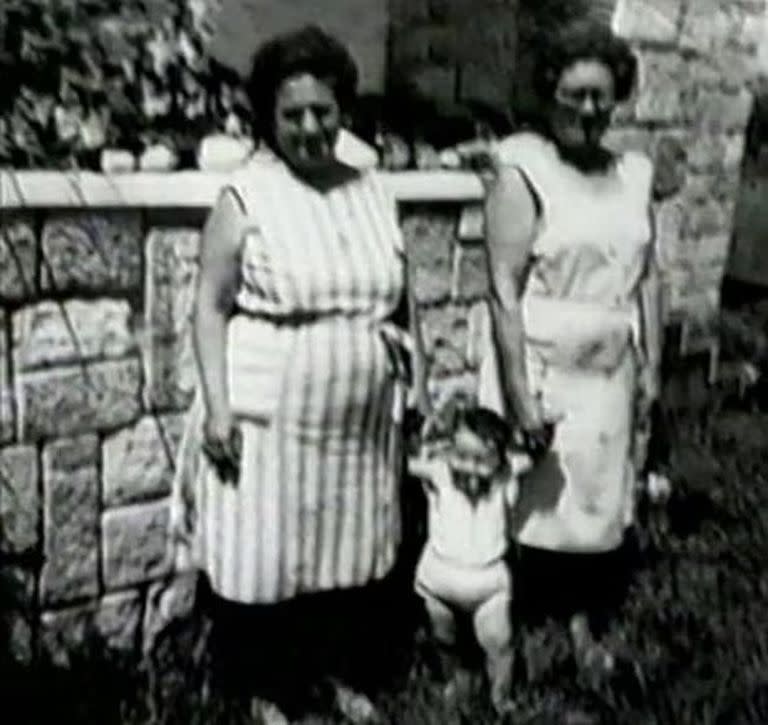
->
0, 0, 249, 169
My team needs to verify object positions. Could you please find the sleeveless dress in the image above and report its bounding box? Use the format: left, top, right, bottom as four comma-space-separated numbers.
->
478, 133, 654, 554
171, 152, 406, 603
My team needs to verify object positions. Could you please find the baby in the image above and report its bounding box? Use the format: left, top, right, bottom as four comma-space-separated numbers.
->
408, 395, 531, 712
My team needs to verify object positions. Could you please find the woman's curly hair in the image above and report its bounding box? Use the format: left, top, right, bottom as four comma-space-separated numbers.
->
531, 20, 638, 104
245, 25, 358, 148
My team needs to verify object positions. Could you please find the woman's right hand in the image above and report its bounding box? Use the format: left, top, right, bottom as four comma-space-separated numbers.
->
517, 395, 558, 460
202, 412, 243, 485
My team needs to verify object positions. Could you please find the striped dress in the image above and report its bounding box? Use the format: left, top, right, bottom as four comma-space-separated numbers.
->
171, 152, 406, 604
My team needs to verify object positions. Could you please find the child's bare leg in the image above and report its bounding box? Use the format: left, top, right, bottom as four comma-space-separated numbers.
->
421, 591, 458, 674
420, 590, 474, 700
474, 590, 514, 713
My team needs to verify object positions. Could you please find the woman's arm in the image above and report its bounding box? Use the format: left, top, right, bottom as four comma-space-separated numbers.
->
193, 188, 243, 432
639, 207, 664, 400
483, 164, 540, 430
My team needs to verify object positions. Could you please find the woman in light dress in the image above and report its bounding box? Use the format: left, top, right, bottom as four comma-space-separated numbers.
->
171, 26, 427, 723
477, 21, 663, 673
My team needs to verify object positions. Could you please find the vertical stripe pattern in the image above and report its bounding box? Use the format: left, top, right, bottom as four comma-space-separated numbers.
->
172, 157, 405, 603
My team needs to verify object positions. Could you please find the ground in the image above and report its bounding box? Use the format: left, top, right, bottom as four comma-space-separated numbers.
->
3, 308, 768, 724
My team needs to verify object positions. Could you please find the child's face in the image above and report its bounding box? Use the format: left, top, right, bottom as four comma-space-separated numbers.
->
447, 425, 502, 495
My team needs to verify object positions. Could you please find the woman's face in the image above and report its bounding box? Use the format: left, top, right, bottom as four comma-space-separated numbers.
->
272, 72, 341, 175
548, 59, 616, 151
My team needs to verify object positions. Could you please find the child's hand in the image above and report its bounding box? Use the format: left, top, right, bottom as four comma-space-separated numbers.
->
508, 451, 533, 476
510, 419, 556, 461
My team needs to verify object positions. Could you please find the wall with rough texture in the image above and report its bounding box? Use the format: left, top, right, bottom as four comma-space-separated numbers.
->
0, 193, 204, 663
607, 0, 768, 353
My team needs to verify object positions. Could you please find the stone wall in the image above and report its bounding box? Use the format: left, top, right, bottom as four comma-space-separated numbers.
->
607, 0, 768, 352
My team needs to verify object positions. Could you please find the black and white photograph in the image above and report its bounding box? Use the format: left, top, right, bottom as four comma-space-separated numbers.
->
1, 1, 768, 723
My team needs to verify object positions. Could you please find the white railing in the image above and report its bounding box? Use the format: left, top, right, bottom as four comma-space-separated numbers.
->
0, 169, 485, 209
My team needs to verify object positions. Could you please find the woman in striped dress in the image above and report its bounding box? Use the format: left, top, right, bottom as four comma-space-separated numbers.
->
171, 26, 427, 722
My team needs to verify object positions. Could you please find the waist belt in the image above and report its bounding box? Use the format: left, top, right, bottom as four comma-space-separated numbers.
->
523, 294, 638, 372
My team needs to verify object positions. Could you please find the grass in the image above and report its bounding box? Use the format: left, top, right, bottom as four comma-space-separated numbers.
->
4, 314, 768, 724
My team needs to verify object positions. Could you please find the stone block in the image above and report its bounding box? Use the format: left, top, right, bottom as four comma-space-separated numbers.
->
0, 309, 11, 444
613, 0, 682, 44
466, 300, 491, 369
604, 127, 653, 156
0, 445, 39, 554
420, 303, 472, 376
663, 265, 696, 314
679, 0, 741, 54
402, 208, 456, 304
682, 200, 733, 239
457, 204, 485, 242
653, 199, 685, 268
687, 132, 747, 173
142, 333, 197, 412
694, 233, 734, 266
634, 51, 689, 123
145, 228, 201, 340
16, 357, 142, 441
694, 89, 755, 134
102, 500, 171, 590
12, 299, 135, 371
741, 11, 767, 50
41, 212, 142, 294
0, 213, 37, 302
452, 242, 489, 302
103, 413, 185, 507
40, 591, 142, 666
40, 435, 100, 605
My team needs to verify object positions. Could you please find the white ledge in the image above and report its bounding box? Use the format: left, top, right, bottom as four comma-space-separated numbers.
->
0, 169, 484, 209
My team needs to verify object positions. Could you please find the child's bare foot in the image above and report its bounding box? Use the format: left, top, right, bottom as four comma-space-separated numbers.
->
441, 666, 475, 704
327, 679, 379, 724
569, 613, 615, 680
250, 696, 291, 725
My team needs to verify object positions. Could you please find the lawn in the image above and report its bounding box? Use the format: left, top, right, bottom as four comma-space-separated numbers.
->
3, 311, 768, 725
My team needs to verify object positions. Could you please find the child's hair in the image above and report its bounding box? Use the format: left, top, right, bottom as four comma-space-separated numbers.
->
455, 407, 510, 460
427, 389, 511, 459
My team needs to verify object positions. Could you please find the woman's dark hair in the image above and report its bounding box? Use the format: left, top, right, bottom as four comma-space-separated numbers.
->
531, 21, 638, 104
245, 25, 359, 148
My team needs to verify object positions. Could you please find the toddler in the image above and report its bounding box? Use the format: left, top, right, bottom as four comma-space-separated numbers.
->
409, 396, 531, 711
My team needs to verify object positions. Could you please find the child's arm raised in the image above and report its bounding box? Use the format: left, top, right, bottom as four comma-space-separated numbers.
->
407, 453, 439, 484
503, 452, 532, 506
